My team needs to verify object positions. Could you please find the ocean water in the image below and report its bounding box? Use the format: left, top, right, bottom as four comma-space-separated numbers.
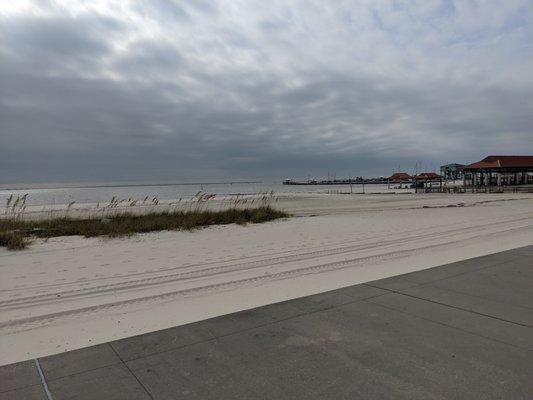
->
0, 181, 397, 207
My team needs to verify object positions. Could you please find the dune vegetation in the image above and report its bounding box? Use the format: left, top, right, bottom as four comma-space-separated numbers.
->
1, 193, 288, 250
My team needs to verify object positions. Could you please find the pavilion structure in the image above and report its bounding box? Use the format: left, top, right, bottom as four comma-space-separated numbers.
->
387, 172, 412, 189
388, 172, 412, 182
462, 155, 533, 188
414, 172, 443, 192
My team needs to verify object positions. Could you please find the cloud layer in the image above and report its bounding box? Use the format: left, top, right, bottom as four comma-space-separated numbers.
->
1, 0, 532, 182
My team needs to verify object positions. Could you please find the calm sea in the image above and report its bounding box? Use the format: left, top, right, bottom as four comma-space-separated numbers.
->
0, 181, 390, 206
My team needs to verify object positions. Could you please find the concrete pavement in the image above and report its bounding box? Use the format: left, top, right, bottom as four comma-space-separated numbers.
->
1, 245, 532, 399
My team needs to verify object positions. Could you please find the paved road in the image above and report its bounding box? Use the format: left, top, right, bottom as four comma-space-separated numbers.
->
1, 246, 532, 399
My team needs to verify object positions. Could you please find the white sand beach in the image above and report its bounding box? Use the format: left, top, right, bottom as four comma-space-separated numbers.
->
1, 192, 532, 365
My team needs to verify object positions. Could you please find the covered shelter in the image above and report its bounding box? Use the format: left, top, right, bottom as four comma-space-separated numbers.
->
414, 172, 443, 192
462, 155, 533, 187
387, 172, 412, 190
388, 172, 412, 182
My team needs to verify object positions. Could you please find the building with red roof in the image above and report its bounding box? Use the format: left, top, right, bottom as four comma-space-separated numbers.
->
388, 172, 412, 182
462, 156, 533, 172
462, 155, 533, 186
412, 172, 443, 192
415, 172, 442, 180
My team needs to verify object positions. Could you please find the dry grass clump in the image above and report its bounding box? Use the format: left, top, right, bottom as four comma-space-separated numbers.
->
0, 206, 288, 250
0, 232, 29, 250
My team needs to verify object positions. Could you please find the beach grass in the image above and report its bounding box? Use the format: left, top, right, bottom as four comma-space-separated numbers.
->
0, 206, 289, 250
0, 232, 29, 250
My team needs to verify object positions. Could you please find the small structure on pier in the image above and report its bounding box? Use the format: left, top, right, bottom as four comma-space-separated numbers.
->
414, 172, 443, 192
462, 155, 533, 187
388, 172, 412, 183
387, 172, 413, 190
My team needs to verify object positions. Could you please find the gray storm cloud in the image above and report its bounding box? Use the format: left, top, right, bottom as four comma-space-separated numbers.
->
1, 0, 532, 182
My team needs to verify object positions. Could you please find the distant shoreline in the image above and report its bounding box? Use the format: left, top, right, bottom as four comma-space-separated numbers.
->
0, 181, 264, 191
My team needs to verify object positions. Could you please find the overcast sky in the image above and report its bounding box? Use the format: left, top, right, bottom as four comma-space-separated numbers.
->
1, 0, 532, 183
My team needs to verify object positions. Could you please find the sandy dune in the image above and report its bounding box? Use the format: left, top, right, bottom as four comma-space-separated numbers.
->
1, 192, 532, 365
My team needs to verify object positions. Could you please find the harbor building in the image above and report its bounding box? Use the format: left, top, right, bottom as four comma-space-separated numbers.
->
440, 163, 465, 180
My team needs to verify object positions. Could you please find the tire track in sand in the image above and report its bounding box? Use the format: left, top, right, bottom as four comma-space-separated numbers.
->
1, 221, 531, 333
1, 216, 529, 309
